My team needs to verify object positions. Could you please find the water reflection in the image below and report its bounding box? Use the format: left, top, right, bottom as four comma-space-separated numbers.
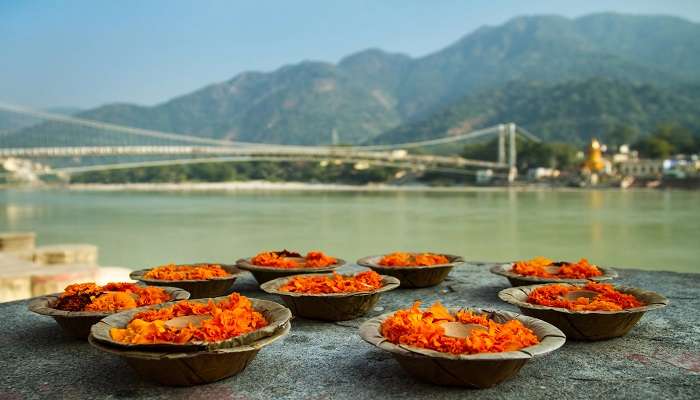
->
2, 204, 39, 226
587, 190, 604, 210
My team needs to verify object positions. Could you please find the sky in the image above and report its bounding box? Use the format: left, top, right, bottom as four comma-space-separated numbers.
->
1, 0, 699, 109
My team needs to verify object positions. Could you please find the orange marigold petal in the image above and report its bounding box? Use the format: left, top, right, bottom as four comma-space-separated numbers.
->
513, 257, 602, 279
144, 264, 229, 280
380, 302, 539, 355
110, 292, 268, 344
378, 252, 449, 267
527, 282, 644, 311
54, 281, 171, 312
279, 271, 383, 294
251, 250, 336, 268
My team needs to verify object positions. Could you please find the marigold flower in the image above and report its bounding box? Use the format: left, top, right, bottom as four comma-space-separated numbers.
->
279, 271, 383, 294
110, 293, 268, 344
304, 251, 337, 268
53, 282, 170, 312
527, 282, 644, 311
144, 264, 230, 280
85, 292, 138, 311
512, 257, 603, 279
251, 250, 336, 268
252, 252, 301, 268
101, 282, 141, 293
63, 282, 101, 294
136, 286, 172, 306
380, 301, 539, 355
54, 283, 102, 311
378, 252, 449, 267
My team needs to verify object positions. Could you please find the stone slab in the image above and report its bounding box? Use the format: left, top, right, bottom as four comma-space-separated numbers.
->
33, 244, 98, 266
0, 254, 44, 302
0, 232, 36, 253
1, 263, 698, 399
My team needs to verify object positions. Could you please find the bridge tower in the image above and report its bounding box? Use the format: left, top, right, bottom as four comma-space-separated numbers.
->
497, 124, 506, 165
507, 123, 517, 183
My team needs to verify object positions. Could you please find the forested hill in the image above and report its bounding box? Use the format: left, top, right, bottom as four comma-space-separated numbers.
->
4, 13, 700, 147
373, 78, 700, 145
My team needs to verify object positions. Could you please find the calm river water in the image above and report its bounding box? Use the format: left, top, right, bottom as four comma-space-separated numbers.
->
1, 188, 698, 273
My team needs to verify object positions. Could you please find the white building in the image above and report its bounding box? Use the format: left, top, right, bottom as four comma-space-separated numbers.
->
618, 159, 664, 177
527, 167, 560, 180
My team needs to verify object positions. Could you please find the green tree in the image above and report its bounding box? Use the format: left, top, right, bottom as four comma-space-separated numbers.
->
633, 136, 674, 158
633, 123, 698, 157
606, 125, 639, 148
652, 123, 696, 154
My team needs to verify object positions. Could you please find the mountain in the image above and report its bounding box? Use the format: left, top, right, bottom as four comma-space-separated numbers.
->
4, 13, 700, 147
3, 56, 408, 147
395, 14, 700, 118
374, 78, 700, 145
0, 107, 81, 135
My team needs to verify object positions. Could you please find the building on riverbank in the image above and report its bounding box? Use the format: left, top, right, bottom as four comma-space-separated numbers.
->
618, 159, 664, 178
576, 138, 700, 187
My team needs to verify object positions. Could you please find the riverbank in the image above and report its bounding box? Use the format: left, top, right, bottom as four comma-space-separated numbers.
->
2, 181, 665, 193
2, 264, 697, 399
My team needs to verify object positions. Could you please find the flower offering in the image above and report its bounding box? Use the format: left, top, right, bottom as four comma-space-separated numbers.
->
527, 282, 644, 311
378, 252, 450, 267
279, 271, 383, 294
251, 250, 337, 268
54, 282, 170, 312
110, 293, 268, 344
380, 301, 539, 355
512, 257, 603, 279
143, 264, 230, 280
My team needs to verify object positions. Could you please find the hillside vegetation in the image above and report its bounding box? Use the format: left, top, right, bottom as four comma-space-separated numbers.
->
4, 13, 699, 147
375, 78, 700, 145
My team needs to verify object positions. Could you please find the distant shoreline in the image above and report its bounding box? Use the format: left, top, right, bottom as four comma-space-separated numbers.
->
2, 181, 658, 193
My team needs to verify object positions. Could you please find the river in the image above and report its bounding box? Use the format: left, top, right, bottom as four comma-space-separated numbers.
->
1, 188, 698, 273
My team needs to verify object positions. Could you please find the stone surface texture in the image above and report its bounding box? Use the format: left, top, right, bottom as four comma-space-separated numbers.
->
1, 263, 698, 399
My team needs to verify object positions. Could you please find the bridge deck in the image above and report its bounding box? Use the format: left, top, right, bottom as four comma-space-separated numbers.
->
0, 146, 508, 170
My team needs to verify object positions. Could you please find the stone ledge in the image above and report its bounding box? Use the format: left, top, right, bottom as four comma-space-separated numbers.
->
1, 264, 698, 399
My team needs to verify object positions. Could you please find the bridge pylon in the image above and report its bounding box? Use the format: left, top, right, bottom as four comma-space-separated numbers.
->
497, 124, 506, 165
507, 123, 518, 183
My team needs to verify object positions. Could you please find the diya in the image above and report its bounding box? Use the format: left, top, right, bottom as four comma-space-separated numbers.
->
357, 252, 464, 288
498, 282, 668, 340
359, 301, 565, 388
490, 256, 618, 287
89, 293, 292, 386
236, 250, 345, 284
130, 263, 242, 299
260, 270, 399, 321
28, 282, 189, 339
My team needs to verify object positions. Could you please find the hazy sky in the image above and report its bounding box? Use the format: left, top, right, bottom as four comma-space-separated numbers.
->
1, 0, 698, 109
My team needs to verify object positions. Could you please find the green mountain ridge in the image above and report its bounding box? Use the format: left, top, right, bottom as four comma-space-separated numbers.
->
394, 13, 697, 119
3, 13, 699, 147
375, 78, 700, 145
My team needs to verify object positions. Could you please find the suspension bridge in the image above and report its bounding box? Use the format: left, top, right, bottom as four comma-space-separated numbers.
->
0, 102, 540, 182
